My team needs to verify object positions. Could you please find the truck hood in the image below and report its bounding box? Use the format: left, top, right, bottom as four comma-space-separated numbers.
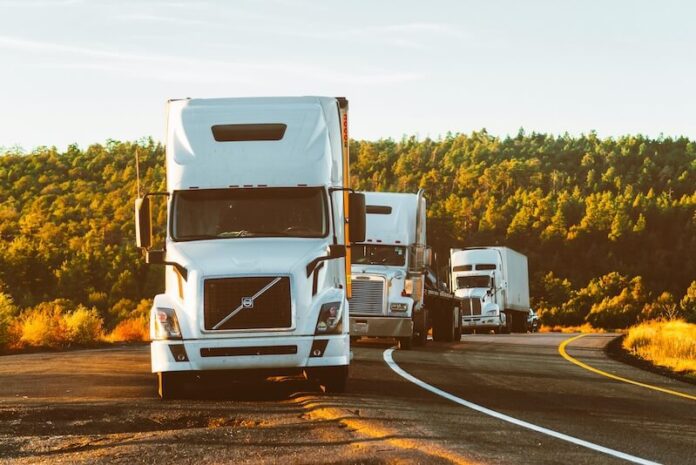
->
454, 288, 487, 299
167, 238, 329, 277
351, 264, 405, 280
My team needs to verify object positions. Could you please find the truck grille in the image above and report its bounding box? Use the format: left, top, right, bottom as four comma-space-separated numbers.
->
203, 276, 291, 330
349, 278, 385, 315
461, 297, 482, 316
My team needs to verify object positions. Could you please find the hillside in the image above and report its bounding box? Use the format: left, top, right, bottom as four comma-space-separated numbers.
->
0, 133, 694, 343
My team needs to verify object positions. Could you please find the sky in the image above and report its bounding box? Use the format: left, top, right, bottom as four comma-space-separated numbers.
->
1, 0, 695, 151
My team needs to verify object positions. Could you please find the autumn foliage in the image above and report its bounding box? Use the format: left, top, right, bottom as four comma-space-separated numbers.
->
0, 133, 695, 348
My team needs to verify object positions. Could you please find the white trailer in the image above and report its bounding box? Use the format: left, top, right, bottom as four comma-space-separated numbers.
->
135, 97, 366, 398
450, 247, 530, 333
349, 190, 462, 348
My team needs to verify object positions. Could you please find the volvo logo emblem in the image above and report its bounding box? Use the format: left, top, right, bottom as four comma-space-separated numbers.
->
241, 297, 254, 309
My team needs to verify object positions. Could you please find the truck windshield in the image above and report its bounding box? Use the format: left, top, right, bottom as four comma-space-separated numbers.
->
352, 244, 406, 266
172, 187, 328, 241
456, 275, 491, 289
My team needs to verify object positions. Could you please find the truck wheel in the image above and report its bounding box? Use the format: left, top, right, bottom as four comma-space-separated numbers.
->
512, 312, 527, 333
157, 372, 185, 400
431, 316, 443, 341
453, 308, 462, 341
317, 366, 348, 394
413, 329, 427, 346
398, 336, 413, 350
413, 309, 428, 346
504, 311, 514, 333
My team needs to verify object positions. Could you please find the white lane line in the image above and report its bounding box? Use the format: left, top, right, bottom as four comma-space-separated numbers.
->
383, 348, 660, 465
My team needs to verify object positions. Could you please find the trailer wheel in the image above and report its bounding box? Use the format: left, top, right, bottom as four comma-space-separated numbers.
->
432, 310, 455, 342
398, 336, 413, 350
157, 372, 185, 400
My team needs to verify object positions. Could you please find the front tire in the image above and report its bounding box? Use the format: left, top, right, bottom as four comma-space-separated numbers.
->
309, 366, 348, 394
157, 372, 186, 400
398, 336, 413, 350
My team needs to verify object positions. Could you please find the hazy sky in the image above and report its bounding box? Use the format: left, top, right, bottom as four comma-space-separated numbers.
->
1, 0, 695, 150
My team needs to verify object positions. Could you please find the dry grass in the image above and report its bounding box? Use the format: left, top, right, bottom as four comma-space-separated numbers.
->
540, 323, 606, 333
106, 316, 149, 342
623, 319, 696, 375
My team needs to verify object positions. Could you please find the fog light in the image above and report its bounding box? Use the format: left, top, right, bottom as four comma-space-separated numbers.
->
168, 344, 188, 362
310, 339, 329, 357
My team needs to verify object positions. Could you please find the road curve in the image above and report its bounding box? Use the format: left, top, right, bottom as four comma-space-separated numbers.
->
0, 334, 694, 464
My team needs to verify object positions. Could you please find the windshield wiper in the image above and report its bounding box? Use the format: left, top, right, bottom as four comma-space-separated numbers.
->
218, 230, 254, 238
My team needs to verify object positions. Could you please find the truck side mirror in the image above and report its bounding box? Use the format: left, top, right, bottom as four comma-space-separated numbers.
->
135, 197, 152, 249
348, 192, 366, 243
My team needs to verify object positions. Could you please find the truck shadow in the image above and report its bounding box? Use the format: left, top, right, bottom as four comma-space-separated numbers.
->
173, 374, 323, 401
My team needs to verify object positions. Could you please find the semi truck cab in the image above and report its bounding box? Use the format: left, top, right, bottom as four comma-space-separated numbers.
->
451, 256, 507, 333
348, 190, 430, 348
450, 247, 530, 334
135, 97, 366, 398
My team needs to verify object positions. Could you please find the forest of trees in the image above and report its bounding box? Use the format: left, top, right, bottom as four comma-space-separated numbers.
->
0, 132, 695, 348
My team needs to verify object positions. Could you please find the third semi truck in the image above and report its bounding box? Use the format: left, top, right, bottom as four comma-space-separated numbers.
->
450, 247, 530, 333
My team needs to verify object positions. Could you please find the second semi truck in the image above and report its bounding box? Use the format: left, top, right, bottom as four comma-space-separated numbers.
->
349, 190, 463, 348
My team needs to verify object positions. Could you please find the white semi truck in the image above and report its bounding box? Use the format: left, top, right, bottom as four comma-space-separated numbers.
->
349, 190, 463, 348
135, 96, 366, 398
450, 247, 530, 333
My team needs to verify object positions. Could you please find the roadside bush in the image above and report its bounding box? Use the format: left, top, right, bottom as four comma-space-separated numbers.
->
0, 292, 19, 348
107, 316, 149, 342
640, 292, 679, 322
108, 298, 137, 326
680, 281, 696, 323
539, 323, 603, 333
585, 276, 647, 329
63, 305, 104, 345
623, 319, 696, 375
18, 300, 71, 348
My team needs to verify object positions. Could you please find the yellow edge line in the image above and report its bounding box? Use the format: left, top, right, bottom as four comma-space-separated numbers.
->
559, 334, 696, 401
303, 402, 475, 465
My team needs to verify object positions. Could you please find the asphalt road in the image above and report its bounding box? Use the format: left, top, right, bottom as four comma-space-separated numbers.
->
0, 333, 694, 464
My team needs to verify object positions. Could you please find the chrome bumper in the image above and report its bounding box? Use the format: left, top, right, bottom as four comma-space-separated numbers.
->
349, 316, 413, 338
